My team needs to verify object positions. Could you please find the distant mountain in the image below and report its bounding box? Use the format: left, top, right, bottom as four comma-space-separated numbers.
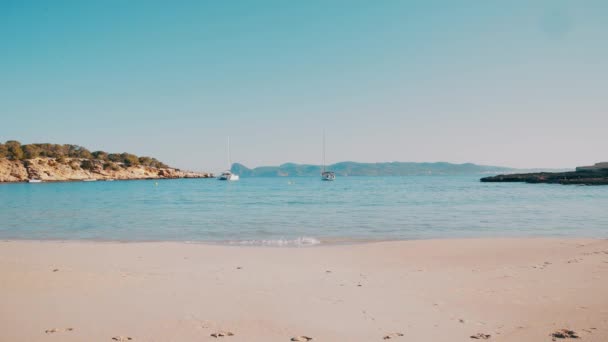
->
231, 162, 514, 177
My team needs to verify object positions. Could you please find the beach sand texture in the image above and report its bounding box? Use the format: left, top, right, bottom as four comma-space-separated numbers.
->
1, 239, 607, 341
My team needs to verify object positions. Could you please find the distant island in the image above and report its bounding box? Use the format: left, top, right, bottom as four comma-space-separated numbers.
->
0, 141, 212, 182
481, 162, 608, 185
232, 161, 514, 177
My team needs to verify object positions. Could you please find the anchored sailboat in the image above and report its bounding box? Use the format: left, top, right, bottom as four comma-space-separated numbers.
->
321, 130, 335, 181
218, 136, 239, 181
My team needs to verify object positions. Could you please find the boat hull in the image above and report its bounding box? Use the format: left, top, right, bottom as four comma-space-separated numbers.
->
218, 173, 239, 181
321, 172, 335, 181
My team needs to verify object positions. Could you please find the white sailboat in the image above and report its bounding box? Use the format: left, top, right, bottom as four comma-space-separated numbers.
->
321, 130, 335, 181
218, 136, 239, 181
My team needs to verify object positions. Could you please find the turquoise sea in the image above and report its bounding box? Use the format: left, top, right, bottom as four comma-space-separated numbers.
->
1, 176, 607, 245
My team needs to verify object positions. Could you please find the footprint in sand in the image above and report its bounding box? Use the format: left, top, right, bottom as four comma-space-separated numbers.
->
291, 336, 313, 341
112, 337, 133, 341
550, 329, 579, 340
211, 331, 234, 338
45, 328, 73, 334
470, 333, 491, 339
383, 332, 404, 339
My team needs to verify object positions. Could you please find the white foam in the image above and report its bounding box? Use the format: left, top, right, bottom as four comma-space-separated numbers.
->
227, 236, 321, 247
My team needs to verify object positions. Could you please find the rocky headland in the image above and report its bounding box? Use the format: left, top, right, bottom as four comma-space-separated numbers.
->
0, 158, 212, 182
480, 162, 608, 185
0, 141, 212, 182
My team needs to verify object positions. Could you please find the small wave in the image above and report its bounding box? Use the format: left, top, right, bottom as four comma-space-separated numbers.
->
227, 236, 321, 247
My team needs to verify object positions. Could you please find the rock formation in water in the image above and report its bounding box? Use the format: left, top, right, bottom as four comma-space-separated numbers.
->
480, 162, 608, 185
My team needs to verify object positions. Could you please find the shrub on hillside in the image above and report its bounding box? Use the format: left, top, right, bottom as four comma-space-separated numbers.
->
5, 141, 24, 160
103, 162, 120, 171
62, 145, 92, 159
1, 141, 173, 169
92, 151, 108, 160
121, 153, 139, 167
107, 153, 122, 162
138, 156, 168, 168
24, 145, 41, 159
81, 159, 95, 170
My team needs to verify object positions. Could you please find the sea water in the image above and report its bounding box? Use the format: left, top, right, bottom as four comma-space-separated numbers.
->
1, 176, 607, 245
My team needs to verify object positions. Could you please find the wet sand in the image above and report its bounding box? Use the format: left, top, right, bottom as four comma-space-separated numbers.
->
0, 238, 607, 341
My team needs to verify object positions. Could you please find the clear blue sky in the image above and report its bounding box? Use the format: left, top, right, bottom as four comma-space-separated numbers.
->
1, 1, 606, 171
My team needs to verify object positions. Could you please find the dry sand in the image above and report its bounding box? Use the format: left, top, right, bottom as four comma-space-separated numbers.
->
0, 238, 607, 341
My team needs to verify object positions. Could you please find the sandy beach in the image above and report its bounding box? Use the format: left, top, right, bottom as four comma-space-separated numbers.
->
1, 238, 607, 341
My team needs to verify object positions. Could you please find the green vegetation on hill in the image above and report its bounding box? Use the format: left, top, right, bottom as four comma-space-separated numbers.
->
0, 141, 169, 168
232, 161, 513, 177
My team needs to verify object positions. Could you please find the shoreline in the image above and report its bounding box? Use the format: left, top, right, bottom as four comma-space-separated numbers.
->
0, 176, 216, 184
1, 238, 607, 341
2, 236, 606, 247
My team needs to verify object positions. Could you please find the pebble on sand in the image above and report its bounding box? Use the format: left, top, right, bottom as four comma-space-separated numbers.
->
211, 331, 234, 338
551, 329, 579, 340
45, 327, 73, 334
383, 332, 404, 339
470, 333, 491, 339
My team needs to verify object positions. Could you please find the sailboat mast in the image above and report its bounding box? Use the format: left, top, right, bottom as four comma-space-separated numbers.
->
228, 136, 231, 170
322, 130, 326, 173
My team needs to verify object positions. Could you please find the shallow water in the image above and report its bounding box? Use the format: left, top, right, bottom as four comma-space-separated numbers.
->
1, 176, 607, 244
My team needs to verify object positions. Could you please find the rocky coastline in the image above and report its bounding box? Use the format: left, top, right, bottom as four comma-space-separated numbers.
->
480, 163, 608, 185
0, 158, 213, 183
